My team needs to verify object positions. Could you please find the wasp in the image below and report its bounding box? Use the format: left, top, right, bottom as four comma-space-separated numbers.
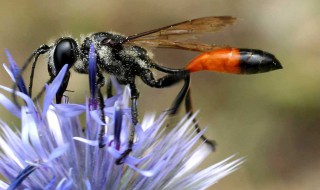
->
14, 16, 282, 164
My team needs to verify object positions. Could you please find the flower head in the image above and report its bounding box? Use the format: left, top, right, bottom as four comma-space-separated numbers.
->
0, 51, 243, 189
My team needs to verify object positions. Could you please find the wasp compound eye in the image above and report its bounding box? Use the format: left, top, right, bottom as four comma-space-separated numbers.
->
53, 38, 78, 72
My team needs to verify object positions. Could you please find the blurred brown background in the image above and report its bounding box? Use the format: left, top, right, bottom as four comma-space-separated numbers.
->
0, 0, 319, 189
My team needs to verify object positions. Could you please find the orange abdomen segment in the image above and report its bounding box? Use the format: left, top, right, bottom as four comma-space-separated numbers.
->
185, 48, 241, 74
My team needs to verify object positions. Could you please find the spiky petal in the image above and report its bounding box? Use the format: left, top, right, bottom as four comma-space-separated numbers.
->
0, 51, 243, 189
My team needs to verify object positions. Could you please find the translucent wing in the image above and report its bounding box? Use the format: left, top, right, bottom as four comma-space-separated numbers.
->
124, 16, 236, 52
128, 40, 229, 52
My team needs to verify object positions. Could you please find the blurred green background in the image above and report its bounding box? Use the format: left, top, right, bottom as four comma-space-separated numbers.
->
0, 0, 319, 189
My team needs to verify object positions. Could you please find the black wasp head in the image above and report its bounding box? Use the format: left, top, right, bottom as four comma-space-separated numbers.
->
53, 37, 79, 73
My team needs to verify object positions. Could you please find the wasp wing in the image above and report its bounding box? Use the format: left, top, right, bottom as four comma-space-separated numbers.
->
128, 40, 229, 52
123, 16, 235, 52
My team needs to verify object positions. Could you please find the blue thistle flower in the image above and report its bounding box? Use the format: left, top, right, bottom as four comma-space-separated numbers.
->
0, 51, 243, 189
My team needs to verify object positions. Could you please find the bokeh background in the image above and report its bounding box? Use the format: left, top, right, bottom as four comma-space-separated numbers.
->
0, 0, 319, 189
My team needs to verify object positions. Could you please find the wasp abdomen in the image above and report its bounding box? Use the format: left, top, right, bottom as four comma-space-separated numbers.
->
185, 48, 282, 74
238, 48, 282, 74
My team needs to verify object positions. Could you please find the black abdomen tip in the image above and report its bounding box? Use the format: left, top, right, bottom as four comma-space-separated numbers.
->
239, 49, 283, 74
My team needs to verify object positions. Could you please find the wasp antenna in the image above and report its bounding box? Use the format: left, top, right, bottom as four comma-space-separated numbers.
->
11, 45, 50, 107
28, 45, 50, 97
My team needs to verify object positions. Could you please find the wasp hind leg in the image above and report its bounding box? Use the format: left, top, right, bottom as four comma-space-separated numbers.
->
184, 88, 216, 151
158, 74, 216, 151
144, 66, 216, 150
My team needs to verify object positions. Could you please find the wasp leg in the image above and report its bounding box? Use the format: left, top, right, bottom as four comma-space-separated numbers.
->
12, 44, 50, 107
140, 68, 189, 114
151, 65, 216, 150
185, 88, 216, 151
96, 72, 106, 148
168, 75, 190, 115
116, 82, 139, 165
